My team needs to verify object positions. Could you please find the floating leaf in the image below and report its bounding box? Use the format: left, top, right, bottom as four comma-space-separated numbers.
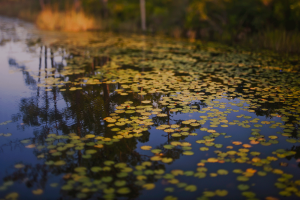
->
94, 144, 103, 148
217, 169, 228, 175
215, 190, 228, 197
165, 187, 175, 192
171, 170, 184, 176
171, 133, 181, 137
164, 195, 178, 200
74, 167, 87, 173
32, 189, 43, 195
91, 166, 102, 173
102, 176, 113, 183
162, 157, 173, 163
203, 191, 215, 197
82, 154, 92, 159
85, 134, 95, 138
54, 160, 66, 166
104, 161, 115, 166
117, 187, 130, 194
151, 149, 162, 154
103, 188, 115, 194
25, 144, 36, 148
184, 171, 194, 176
194, 172, 206, 178
151, 156, 162, 161
5, 192, 19, 199
214, 144, 223, 148
14, 164, 25, 169
164, 145, 175, 149
185, 185, 197, 192
237, 176, 249, 181
237, 184, 250, 191
182, 151, 194, 156
142, 183, 155, 190
141, 146, 152, 150
242, 191, 256, 198
200, 147, 209, 151
142, 161, 152, 166
61, 185, 73, 190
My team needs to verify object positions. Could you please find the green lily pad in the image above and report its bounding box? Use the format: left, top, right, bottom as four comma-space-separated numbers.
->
185, 185, 197, 192
91, 166, 102, 173
165, 187, 175, 192
237, 184, 250, 191
217, 169, 228, 175
117, 187, 130, 194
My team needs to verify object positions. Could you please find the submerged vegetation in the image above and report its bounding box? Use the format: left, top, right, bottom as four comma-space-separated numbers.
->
0, 17, 300, 200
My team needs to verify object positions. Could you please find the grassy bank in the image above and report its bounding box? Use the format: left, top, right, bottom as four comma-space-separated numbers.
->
0, 0, 299, 55
246, 30, 300, 54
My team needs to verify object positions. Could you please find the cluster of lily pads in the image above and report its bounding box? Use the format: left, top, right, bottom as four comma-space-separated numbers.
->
2, 32, 300, 200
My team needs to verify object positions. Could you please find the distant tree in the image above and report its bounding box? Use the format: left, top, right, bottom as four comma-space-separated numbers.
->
39, 0, 45, 10
140, 0, 146, 31
101, 0, 109, 18
74, 0, 81, 12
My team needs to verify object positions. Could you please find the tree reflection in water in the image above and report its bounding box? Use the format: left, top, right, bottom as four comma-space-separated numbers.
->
1, 31, 299, 200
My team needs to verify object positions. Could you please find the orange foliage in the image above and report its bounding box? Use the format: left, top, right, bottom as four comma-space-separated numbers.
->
232, 141, 242, 145
246, 168, 257, 174
250, 140, 259, 144
242, 144, 252, 148
36, 7, 99, 31
261, 0, 273, 6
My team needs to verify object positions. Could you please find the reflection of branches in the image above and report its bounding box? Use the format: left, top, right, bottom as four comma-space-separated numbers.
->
4, 164, 49, 189
7, 31, 300, 200
0, 140, 26, 153
8, 58, 37, 89
285, 145, 300, 168
155, 143, 183, 160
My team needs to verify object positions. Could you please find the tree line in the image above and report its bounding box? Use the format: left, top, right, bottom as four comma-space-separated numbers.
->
0, 0, 300, 53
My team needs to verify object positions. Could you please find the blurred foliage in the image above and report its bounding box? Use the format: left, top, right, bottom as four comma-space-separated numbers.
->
186, 0, 300, 39
0, 0, 299, 53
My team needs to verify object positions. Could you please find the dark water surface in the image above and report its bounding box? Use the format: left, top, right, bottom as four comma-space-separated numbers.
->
0, 17, 300, 200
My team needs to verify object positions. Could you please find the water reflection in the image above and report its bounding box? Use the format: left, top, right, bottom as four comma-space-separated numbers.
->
0, 17, 300, 200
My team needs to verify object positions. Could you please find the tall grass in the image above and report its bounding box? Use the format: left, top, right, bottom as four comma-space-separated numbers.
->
247, 30, 300, 54
36, 7, 99, 31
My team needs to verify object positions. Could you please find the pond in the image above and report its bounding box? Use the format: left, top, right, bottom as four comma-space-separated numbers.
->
0, 17, 300, 200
